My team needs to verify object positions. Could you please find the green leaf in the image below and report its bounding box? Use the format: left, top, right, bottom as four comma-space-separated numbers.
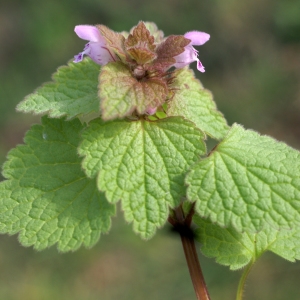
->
79, 117, 206, 238
186, 124, 300, 233
99, 62, 168, 120
168, 67, 229, 140
0, 116, 115, 251
194, 215, 300, 270
17, 58, 100, 119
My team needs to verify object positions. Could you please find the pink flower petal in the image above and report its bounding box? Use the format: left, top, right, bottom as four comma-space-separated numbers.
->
74, 25, 104, 43
73, 25, 117, 65
74, 53, 84, 63
173, 45, 197, 68
88, 42, 116, 64
196, 60, 205, 72
146, 107, 157, 115
184, 31, 210, 46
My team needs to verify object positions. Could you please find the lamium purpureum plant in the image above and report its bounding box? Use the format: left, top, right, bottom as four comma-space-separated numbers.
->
0, 21, 300, 300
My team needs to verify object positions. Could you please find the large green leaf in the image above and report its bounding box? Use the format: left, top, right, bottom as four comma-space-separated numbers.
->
79, 117, 206, 238
186, 124, 300, 232
168, 67, 229, 140
0, 117, 115, 251
194, 215, 300, 270
17, 58, 100, 119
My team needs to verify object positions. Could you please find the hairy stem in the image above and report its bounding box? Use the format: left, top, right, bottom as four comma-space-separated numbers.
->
236, 261, 254, 300
169, 204, 210, 300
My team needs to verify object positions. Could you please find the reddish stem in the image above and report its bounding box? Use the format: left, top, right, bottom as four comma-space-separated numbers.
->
169, 204, 211, 300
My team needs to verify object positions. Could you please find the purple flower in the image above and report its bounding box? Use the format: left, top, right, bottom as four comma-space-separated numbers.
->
173, 31, 210, 72
73, 25, 116, 65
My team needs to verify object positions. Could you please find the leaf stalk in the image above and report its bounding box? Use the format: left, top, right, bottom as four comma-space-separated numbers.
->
236, 261, 254, 300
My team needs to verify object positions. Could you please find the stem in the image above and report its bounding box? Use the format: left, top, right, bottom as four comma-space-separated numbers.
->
236, 262, 254, 300
169, 204, 211, 300
181, 231, 211, 300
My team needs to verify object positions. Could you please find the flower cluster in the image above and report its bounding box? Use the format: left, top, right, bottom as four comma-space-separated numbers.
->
73, 22, 210, 119
74, 23, 209, 73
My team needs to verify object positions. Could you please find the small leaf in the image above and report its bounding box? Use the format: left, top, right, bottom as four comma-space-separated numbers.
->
0, 116, 115, 251
96, 24, 127, 62
125, 21, 156, 51
186, 124, 300, 233
79, 117, 206, 238
125, 22, 158, 65
127, 48, 157, 65
153, 35, 190, 71
143, 22, 164, 43
99, 62, 168, 120
17, 58, 100, 119
168, 67, 229, 139
194, 215, 300, 270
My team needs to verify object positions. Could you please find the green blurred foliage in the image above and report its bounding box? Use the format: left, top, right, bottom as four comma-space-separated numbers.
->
0, 0, 300, 299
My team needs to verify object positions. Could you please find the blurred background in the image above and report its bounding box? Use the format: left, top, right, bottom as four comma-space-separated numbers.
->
1, 0, 300, 299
